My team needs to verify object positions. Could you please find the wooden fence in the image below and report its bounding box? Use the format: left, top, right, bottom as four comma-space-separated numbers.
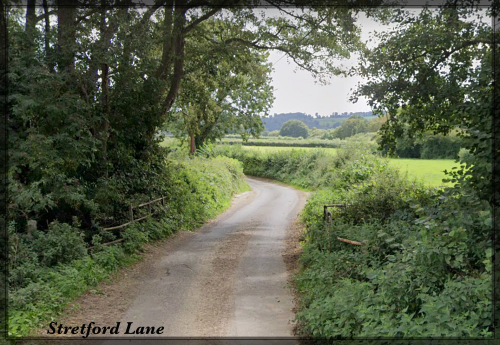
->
323, 203, 364, 247
88, 196, 168, 250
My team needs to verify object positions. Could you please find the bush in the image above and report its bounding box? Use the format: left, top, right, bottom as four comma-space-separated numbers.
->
31, 221, 88, 267
341, 168, 430, 223
420, 133, 463, 159
392, 133, 464, 159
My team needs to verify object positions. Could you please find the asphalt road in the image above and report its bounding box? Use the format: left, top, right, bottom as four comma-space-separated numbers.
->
116, 177, 307, 338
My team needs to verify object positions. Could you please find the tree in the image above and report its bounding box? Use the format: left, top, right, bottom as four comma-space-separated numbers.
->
352, 3, 496, 203
169, 19, 274, 154
331, 114, 368, 139
280, 120, 309, 138
367, 115, 386, 132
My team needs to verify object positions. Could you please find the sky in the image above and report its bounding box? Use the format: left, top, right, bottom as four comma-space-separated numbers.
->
267, 7, 490, 117
267, 12, 389, 117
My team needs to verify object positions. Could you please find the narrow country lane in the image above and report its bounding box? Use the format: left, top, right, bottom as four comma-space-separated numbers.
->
48, 177, 308, 342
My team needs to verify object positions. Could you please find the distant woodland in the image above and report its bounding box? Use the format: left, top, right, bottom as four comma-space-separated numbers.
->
262, 112, 374, 131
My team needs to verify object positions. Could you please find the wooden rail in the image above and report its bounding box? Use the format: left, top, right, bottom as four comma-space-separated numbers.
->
323, 204, 345, 223
337, 237, 363, 246
323, 203, 364, 247
89, 195, 168, 250
101, 196, 167, 232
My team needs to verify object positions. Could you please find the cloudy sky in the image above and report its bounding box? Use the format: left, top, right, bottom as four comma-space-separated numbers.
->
267, 12, 391, 116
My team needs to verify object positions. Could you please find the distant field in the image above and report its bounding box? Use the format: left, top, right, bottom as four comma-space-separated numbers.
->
316, 115, 378, 128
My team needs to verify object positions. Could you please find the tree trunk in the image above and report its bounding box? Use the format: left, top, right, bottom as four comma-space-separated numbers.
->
99, 2, 110, 177
25, 0, 37, 63
57, 0, 77, 72
26, 0, 37, 32
155, 0, 174, 80
161, 4, 186, 117
189, 134, 195, 155
101, 63, 110, 175
0, 0, 8, 303
42, 0, 54, 72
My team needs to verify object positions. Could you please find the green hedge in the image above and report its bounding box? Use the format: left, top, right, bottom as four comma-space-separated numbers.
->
217, 142, 385, 191
220, 138, 343, 148
395, 133, 464, 159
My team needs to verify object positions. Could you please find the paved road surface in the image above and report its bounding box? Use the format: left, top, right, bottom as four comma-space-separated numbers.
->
117, 177, 306, 337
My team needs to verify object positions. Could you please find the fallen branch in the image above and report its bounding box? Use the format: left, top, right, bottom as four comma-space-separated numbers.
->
337, 237, 363, 246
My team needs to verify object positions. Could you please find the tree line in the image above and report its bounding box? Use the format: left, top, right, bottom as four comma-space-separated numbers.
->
263, 111, 374, 131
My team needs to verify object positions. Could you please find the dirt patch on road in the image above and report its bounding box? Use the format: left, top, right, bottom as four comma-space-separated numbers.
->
282, 189, 310, 337
34, 230, 196, 336
283, 218, 306, 277
183, 230, 252, 336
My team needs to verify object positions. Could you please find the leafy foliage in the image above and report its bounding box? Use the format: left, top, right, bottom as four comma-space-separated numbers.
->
279, 120, 310, 138
169, 20, 274, 151
220, 143, 492, 338
353, 4, 495, 203
296, 163, 492, 338
326, 114, 369, 139
387, 131, 464, 159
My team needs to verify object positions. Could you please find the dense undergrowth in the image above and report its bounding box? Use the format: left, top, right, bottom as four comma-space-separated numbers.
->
8, 156, 248, 337
218, 144, 492, 338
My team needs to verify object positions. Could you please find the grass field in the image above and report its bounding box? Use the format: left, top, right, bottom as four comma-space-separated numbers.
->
387, 158, 460, 187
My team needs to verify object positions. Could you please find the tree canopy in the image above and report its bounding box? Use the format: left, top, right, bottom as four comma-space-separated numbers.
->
352, 3, 497, 203
169, 19, 274, 153
330, 114, 368, 139
280, 120, 310, 138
